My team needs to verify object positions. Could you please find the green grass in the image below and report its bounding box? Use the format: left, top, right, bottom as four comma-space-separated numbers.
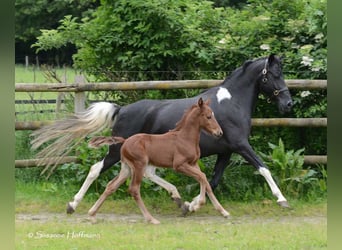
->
15, 180, 327, 249
16, 215, 326, 250
15, 64, 80, 84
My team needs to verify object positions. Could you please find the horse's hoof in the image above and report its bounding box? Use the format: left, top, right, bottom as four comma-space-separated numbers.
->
66, 203, 75, 214
181, 201, 190, 217
88, 215, 97, 224
223, 211, 230, 219
172, 197, 183, 209
278, 200, 291, 208
149, 218, 161, 225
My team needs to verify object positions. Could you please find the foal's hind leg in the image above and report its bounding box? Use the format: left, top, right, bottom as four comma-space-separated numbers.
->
144, 165, 184, 209
88, 162, 131, 222
129, 165, 160, 224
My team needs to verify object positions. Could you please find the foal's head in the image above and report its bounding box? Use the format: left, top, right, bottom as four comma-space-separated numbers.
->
197, 98, 223, 138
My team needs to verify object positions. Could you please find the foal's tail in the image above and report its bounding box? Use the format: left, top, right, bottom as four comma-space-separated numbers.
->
88, 136, 125, 148
31, 102, 121, 177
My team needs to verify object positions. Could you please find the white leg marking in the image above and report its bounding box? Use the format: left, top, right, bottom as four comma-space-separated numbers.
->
144, 165, 181, 199
68, 160, 104, 211
188, 195, 201, 212
258, 167, 287, 202
216, 87, 232, 103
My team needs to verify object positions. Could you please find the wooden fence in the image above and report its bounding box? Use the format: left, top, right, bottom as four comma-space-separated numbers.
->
15, 78, 327, 167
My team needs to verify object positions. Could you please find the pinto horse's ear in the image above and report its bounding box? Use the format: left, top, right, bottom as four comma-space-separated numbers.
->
242, 60, 253, 71
205, 98, 211, 105
268, 54, 276, 65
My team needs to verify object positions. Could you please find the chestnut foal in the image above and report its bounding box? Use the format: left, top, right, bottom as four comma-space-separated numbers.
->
87, 98, 230, 224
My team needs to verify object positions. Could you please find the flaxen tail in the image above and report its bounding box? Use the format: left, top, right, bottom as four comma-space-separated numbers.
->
31, 102, 120, 177
88, 136, 126, 148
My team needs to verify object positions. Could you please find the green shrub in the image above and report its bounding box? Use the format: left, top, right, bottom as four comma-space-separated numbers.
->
259, 138, 327, 200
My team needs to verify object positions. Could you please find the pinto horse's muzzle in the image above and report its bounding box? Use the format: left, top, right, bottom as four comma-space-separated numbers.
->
274, 89, 293, 114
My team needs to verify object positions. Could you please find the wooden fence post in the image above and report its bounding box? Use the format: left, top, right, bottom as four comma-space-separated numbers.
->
55, 73, 66, 115
74, 75, 86, 113
25, 56, 29, 69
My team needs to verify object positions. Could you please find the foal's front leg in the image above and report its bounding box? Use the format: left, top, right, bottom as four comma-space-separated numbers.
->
175, 163, 207, 212
177, 163, 230, 218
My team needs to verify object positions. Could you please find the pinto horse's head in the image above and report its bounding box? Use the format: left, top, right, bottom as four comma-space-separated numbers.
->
258, 54, 293, 114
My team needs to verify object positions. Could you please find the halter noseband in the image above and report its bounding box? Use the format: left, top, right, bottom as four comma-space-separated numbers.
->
261, 58, 289, 103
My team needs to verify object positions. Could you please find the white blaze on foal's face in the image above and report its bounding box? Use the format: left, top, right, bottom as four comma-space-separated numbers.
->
216, 87, 232, 103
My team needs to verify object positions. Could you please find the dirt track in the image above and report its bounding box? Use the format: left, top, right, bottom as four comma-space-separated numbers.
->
16, 212, 327, 225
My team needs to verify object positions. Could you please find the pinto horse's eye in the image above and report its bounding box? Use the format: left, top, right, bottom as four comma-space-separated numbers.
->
207, 115, 212, 119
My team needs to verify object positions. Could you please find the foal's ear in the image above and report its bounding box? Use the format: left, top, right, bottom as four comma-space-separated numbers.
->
205, 98, 211, 105
198, 97, 204, 107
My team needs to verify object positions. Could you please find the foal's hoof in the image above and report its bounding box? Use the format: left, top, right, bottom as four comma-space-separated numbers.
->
88, 215, 97, 224
277, 200, 291, 208
149, 218, 161, 225
66, 203, 75, 214
180, 201, 190, 217
222, 211, 231, 219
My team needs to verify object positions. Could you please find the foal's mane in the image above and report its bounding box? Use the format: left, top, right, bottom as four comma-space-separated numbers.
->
170, 104, 199, 132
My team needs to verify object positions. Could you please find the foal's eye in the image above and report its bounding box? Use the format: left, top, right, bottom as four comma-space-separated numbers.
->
207, 116, 212, 119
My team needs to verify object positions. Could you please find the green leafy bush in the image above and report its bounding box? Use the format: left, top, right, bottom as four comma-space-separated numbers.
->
259, 138, 327, 200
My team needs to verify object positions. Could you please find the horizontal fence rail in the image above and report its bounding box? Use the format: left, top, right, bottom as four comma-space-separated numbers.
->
15, 118, 327, 131
14, 155, 327, 168
15, 156, 78, 168
15, 79, 327, 92
15, 78, 327, 166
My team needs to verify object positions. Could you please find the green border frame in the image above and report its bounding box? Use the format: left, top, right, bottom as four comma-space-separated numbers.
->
0, 0, 15, 249
3, 0, 338, 249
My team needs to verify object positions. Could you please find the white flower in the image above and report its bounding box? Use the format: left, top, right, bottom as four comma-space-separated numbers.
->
301, 56, 314, 66
218, 38, 226, 44
315, 33, 324, 41
260, 44, 270, 51
300, 91, 311, 98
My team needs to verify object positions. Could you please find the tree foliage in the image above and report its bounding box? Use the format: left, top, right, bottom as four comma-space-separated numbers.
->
33, 0, 326, 81
34, 0, 230, 80
15, 0, 100, 63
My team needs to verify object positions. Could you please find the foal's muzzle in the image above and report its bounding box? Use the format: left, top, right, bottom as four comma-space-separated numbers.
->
213, 129, 223, 138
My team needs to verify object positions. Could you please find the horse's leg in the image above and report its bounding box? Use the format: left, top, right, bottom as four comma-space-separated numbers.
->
144, 165, 184, 208
177, 164, 230, 217
204, 177, 230, 218
175, 164, 207, 212
183, 153, 231, 216
209, 153, 232, 190
129, 165, 160, 225
67, 145, 121, 214
88, 162, 131, 221
66, 160, 104, 214
236, 141, 289, 207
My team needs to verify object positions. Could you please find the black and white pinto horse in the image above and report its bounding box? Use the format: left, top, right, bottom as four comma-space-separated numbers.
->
31, 54, 293, 214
